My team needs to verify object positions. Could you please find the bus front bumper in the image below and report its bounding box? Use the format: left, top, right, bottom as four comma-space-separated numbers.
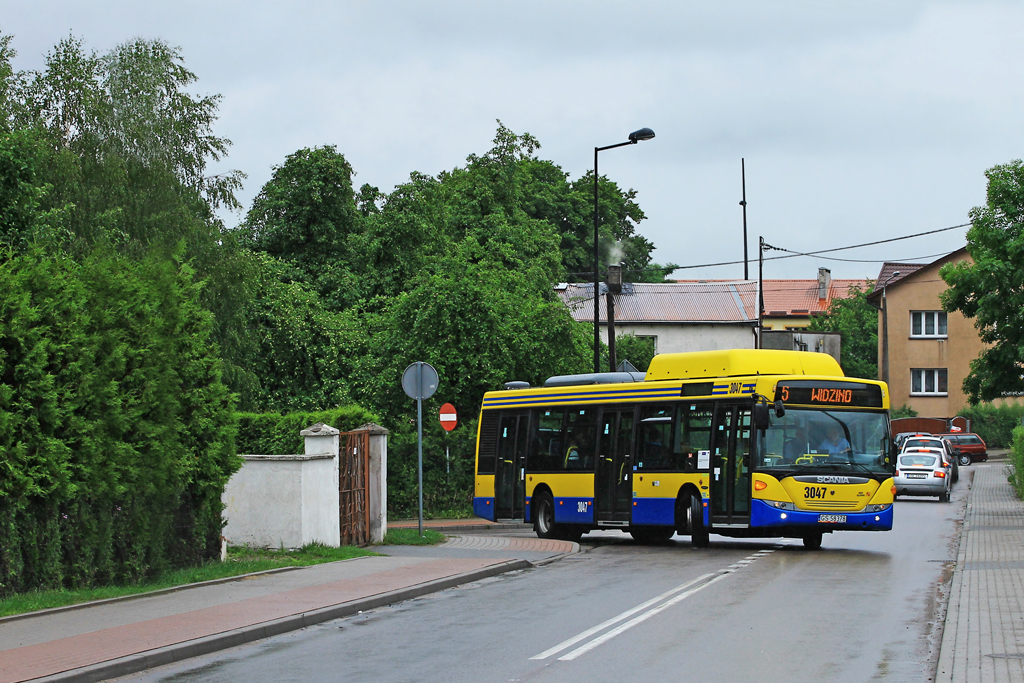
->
750, 499, 893, 531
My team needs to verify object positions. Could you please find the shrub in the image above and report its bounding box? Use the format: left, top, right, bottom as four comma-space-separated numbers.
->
234, 405, 380, 455
957, 403, 1024, 448
0, 248, 237, 597
1009, 426, 1024, 499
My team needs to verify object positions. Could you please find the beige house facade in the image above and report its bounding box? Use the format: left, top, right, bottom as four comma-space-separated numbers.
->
869, 249, 985, 415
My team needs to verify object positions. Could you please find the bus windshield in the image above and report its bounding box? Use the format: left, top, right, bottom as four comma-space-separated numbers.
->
756, 408, 892, 476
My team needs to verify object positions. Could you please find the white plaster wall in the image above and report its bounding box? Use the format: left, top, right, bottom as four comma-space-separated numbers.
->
604, 323, 756, 355
368, 433, 387, 543
300, 455, 340, 546
222, 458, 303, 548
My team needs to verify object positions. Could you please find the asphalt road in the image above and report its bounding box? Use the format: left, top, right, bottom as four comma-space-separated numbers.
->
119, 477, 968, 683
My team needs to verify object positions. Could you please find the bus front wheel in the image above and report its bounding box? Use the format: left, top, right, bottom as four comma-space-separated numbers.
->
688, 494, 710, 548
534, 492, 559, 539
803, 532, 823, 550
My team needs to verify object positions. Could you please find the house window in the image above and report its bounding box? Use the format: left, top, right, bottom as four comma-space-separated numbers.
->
911, 368, 948, 396
911, 311, 947, 338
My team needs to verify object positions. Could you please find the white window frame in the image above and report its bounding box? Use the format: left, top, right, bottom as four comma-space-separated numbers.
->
910, 311, 948, 338
911, 368, 948, 396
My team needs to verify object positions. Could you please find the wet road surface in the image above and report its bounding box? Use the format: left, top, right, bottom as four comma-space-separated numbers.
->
117, 478, 967, 683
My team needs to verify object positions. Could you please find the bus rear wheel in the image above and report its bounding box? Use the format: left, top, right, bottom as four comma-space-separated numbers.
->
803, 532, 823, 550
534, 492, 559, 539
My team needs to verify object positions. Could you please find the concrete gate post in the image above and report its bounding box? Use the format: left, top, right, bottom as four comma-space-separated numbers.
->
359, 423, 390, 543
300, 423, 341, 546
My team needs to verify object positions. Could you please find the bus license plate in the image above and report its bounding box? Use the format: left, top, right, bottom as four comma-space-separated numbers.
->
818, 514, 846, 524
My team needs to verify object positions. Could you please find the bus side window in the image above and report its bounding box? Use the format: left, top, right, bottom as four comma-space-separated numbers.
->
564, 408, 596, 470
530, 408, 566, 472
678, 403, 713, 472
477, 410, 500, 474
638, 405, 673, 470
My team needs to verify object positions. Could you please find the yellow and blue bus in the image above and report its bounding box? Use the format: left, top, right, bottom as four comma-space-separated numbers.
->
473, 349, 895, 549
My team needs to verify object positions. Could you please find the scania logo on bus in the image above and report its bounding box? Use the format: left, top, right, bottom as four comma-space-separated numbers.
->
793, 475, 870, 485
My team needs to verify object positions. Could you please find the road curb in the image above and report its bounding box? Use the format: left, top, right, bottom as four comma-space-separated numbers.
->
934, 483, 973, 682
0, 557, 375, 626
27, 558, 534, 683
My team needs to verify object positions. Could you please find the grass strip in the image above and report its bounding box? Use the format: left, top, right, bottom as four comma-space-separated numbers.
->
0, 543, 374, 618
381, 528, 446, 545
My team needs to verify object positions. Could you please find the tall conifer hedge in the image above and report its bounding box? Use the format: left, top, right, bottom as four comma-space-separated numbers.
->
0, 247, 237, 597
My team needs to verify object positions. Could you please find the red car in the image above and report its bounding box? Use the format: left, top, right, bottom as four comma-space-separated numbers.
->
938, 433, 988, 465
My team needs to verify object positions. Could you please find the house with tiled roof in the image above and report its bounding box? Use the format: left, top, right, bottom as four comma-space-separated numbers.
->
761, 268, 871, 330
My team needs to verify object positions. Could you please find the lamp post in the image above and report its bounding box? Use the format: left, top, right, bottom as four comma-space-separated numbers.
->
882, 271, 901, 385
593, 127, 655, 373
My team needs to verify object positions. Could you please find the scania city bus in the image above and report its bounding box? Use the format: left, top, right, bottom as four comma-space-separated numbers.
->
473, 349, 895, 549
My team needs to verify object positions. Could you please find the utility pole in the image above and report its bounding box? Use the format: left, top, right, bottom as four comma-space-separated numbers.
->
740, 159, 749, 280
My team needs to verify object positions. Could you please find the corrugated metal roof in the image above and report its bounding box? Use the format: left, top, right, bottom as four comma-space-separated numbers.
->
557, 281, 758, 324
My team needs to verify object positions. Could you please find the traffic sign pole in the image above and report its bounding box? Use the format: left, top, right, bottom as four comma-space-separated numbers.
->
417, 392, 423, 537
402, 362, 438, 538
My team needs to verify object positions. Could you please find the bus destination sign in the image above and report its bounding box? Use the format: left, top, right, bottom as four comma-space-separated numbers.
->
775, 381, 883, 408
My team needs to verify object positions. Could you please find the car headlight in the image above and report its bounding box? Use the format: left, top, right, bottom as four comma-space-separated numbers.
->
862, 503, 891, 513
762, 499, 796, 511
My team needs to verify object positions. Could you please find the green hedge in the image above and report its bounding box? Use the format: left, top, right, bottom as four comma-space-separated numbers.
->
0, 247, 237, 598
235, 405, 380, 455
957, 403, 1024, 449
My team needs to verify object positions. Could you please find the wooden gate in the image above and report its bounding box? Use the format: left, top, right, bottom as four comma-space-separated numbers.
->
339, 430, 370, 546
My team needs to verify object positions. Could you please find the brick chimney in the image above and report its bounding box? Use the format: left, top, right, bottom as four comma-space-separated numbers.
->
817, 268, 831, 300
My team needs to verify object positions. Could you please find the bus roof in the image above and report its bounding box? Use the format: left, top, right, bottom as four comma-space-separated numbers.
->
644, 349, 844, 382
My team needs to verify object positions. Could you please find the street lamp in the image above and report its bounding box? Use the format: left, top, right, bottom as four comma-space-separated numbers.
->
882, 271, 901, 385
593, 127, 655, 373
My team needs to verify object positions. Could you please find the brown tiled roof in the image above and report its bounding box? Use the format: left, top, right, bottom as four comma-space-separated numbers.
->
871, 263, 926, 293
761, 278, 870, 316
556, 281, 758, 324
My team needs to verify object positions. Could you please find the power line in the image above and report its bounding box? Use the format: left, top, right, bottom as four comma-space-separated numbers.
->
670, 222, 970, 271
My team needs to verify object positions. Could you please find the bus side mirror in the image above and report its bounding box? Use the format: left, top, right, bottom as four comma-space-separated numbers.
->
753, 403, 770, 430
774, 399, 785, 418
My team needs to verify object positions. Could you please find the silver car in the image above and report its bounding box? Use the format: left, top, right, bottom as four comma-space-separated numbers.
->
894, 450, 952, 502
902, 436, 959, 484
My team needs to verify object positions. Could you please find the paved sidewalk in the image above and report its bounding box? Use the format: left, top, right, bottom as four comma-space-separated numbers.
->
0, 535, 576, 683
388, 517, 532, 532
937, 461, 1024, 682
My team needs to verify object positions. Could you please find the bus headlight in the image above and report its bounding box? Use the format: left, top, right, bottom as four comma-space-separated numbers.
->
762, 500, 796, 511
862, 503, 891, 513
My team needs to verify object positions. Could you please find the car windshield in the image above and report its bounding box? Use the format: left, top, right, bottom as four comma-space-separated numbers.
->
900, 455, 937, 467
756, 408, 892, 476
905, 438, 942, 450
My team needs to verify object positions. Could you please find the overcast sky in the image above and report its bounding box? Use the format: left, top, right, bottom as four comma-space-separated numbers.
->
5, 1, 1021, 281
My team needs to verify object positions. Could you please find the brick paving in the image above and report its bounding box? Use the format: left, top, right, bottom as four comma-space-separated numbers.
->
938, 463, 1024, 682
0, 535, 575, 683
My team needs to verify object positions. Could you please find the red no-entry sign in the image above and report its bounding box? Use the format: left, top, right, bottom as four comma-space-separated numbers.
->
439, 403, 457, 431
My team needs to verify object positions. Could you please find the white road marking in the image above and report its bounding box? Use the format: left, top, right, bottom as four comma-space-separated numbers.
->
532, 547, 777, 662
529, 573, 713, 660
557, 574, 729, 661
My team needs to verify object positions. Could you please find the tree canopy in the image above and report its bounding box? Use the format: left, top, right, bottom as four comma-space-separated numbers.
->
807, 281, 877, 380
941, 160, 1024, 404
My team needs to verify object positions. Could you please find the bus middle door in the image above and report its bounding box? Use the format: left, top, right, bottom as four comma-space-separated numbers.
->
596, 407, 634, 524
495, 411, 529, 520
710, 403, 752, 528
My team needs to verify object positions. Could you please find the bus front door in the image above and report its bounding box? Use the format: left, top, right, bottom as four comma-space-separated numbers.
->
596, 408, 634, 524
710, 403, 752, 528
495, 411, 528, 520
